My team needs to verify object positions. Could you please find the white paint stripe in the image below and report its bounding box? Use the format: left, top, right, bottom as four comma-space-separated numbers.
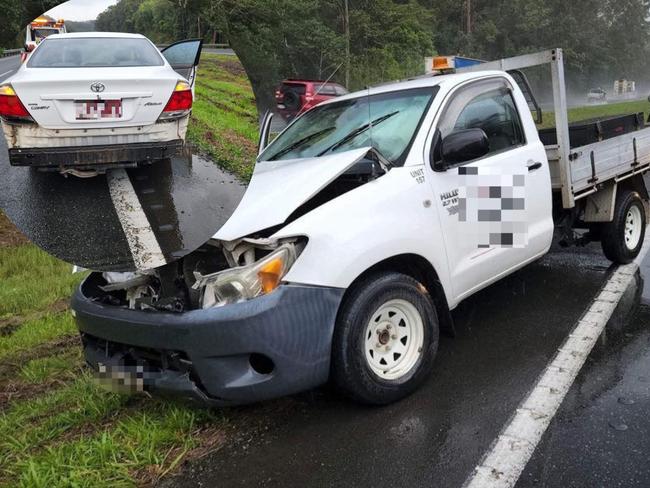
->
107, 169, 167, 271
0, 70, 15, 80
463, 235, 650, 488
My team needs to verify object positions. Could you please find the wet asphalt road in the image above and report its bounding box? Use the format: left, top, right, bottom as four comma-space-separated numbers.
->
0, 55, 21, 81
0, 145, 245, 271
163, 240, 650, 488
0, 54, 245, 271
517, 255, 650, 488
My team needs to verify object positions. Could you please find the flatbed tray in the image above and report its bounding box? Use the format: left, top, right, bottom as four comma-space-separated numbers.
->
538, 112, 645, 148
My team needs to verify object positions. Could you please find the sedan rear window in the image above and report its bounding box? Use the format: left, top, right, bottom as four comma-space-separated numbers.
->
282, 83, 306, 95
28, 38, 164, 68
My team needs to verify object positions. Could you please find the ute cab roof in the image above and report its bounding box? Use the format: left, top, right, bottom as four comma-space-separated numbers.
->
321, 70, 509, 106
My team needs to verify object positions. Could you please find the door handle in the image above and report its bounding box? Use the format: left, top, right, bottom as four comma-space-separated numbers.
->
527, 161, 542, 172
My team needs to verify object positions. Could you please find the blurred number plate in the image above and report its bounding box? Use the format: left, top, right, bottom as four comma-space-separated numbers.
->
75, 100, 122, 120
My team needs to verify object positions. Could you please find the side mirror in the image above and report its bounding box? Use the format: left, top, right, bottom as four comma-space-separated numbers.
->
440, 128, 489, 167
258, 110, 274, 156
430, 128, 490, 171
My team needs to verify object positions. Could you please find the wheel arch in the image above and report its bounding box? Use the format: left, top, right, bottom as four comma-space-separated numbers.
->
337, 253, 455, 337
618, 175, 650, 223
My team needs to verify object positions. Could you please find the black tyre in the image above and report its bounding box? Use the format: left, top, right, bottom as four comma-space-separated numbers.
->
331, 272, 439, 405
601, 190, 646, 264
283, 90, 301, 111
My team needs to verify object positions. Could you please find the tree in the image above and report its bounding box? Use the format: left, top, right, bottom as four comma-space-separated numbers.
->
213, 0, 434, 111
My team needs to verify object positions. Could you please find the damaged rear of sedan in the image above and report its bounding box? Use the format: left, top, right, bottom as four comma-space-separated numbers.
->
1, 32, 202, 175
72, 82, 450, 405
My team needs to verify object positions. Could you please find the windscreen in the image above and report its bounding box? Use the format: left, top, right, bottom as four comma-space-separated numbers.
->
31, 29, 57, 42
27, 38, 164, 68
261, 86, 437, 165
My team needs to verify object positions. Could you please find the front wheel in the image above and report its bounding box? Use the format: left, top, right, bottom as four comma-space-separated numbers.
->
600, 190, 646, 264
331, 272, 439, 405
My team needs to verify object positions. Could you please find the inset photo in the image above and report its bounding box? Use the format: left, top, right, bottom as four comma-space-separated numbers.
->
0, 1, 257, 271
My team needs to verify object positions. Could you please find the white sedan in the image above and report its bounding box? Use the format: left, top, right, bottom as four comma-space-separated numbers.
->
0, 32, 202, 173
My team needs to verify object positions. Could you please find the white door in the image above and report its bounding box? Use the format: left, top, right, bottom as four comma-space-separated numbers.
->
426, 77, 553, 300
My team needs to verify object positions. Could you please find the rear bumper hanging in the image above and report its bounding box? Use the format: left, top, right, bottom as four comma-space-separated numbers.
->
9, 140, 184, 168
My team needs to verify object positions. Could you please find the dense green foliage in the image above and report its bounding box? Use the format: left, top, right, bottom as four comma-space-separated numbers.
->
215, 0, 434, 108
434, 0, 650, 90
96, 0, 224, 44
4, 0, 650, 113
90, 0, 650, 110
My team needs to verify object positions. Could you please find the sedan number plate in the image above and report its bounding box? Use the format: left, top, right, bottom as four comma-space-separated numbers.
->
75, 100, 122, 120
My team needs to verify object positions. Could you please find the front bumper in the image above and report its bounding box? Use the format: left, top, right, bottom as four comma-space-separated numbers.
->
71, 274, 345, 406
9, 140, 184, 168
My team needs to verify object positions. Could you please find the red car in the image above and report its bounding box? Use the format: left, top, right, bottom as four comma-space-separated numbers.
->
275, 79, 348, 120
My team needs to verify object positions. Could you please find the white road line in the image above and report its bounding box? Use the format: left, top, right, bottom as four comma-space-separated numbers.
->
0, 70, 15, 79
463, 235, 650, 488
107, 169, 167, 271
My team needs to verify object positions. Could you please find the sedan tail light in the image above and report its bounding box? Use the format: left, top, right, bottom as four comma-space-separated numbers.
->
0, 85, 32, 121
159, 81, 193, 121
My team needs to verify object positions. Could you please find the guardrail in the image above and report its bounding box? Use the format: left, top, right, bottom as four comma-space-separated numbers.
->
1, 49, 23, 58
156, 43, 230, 49
204, 44, 231, 49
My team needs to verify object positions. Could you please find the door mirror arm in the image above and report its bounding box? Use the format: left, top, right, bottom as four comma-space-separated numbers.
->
258, 110, 274, 156
430, 129, 447, 172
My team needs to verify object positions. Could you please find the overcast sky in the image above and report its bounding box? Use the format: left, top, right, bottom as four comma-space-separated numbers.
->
44, 0, 118, 22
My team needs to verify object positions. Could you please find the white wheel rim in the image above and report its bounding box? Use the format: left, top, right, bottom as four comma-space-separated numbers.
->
624, 205, 643, 251
364, 299, 424, 380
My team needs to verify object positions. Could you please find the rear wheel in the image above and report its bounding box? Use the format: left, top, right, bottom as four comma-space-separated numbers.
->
331, 272, 439, 405
282, 90, 301, 111
600, 190, 646, 264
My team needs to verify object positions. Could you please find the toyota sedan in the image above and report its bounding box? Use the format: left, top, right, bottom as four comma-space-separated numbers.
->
0, 32, 202, 175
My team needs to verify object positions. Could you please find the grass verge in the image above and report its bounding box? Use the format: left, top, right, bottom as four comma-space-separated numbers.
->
537, 98, 650, 129
0, 52, 272, 487
0, 215, 231, 487
187, 54, 258, 181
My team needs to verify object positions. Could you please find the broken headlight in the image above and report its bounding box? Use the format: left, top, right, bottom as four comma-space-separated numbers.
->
193, 243, 299, 309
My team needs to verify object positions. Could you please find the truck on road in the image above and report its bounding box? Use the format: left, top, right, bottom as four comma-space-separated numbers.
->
72, 49, 649, 406
25, 16, 66, 53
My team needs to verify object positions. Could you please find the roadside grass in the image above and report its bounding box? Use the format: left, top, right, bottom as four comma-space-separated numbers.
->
0, 313, 76, 361
188, 54, 258, 181
19, 349, 82, 384
0, 215, 231, 486
537, 98, 650, 129
0, 245, 82, 320
0, 52, 270, 488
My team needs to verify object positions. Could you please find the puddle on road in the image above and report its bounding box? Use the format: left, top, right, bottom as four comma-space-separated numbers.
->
0, 144, 247, 271
127, 149, 246, 266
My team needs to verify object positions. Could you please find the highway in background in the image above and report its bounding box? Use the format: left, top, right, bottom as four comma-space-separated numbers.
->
0, 55, 22, 82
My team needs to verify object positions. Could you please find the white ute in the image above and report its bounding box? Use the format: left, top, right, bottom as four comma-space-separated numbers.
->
0, 32, 202, 175
72, 49, 649, 406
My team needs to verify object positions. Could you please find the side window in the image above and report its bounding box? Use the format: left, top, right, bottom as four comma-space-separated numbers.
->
316, 84, 337, 95
438, 79, 525, 161
335, 85, 348, 96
